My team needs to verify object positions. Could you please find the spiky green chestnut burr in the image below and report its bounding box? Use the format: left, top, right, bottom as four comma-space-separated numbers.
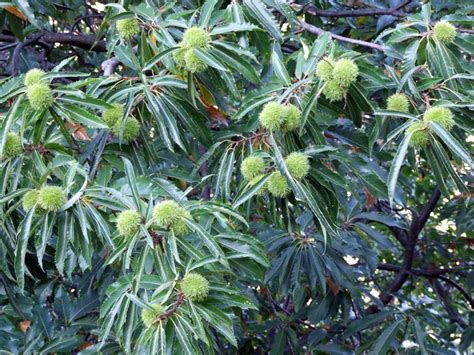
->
182, 27, 210, 50
184, 50, 208, 73
285, 152, 310, 180
282, 104, 302, 131
259, 102, 286, 131
22, 190, 39, 211
316, 58, 335, 82
173, 48, 188, 67
406, 121, 429, 148
141, 304, 165, 328
117, 18, 139, 40
102, 103, 123, 127
153, 200, 182, 227
116, 210, 141, 237
322, 80, 346, 102
387, 93, 410, 113
2, 133, 22, 159
267, 172, 290, 198
24, 69, 45, 86
37, 186, 65, 212
241, 156, 266, 181
433, 21, 456, 44
113, 117, 140, 141
180, 273, 209, 301
27, 83, 53, 110
423, 106, 454, 131
171, 212, 191, 236
332, 59, 358, 88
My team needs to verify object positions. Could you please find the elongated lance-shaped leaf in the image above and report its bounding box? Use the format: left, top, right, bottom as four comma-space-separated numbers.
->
153, 92, 186, 151
430, 121, 473, 167
143, 87, 173, 151
233, 174, 271, 208
132, 245, 149, 293
193, 48, 228, 71
269, 134, 337, 240
99, 294, 126, 348
380, 117, 417, 152
61, 104, 108, 128
431, 138, 469, 197
210, 47, 260, 84
387, 130, 413, 206
14, 205, 36, 292
271, 43, 291, 85
173, 318, 196, 355
425, 146, 450, 197
122, 157, 143, 213
412, 317, 428, 355
55, 212, 70, 275
199, 0, 218, 28
0, 188, 29, 204
368, 318, 404, 355
125, 293, 150, 310
38, 336, 84, 353
210, 23, 257, 35
300, 81, 323, 133
243, 0, 282, 41
213, 147, 230, 198
142, 47, 179, 72
303, 32, 331, 74
183, 217, 227, 266
223, 148, 235, 201
373, 110, 418, 120
36, 213, 56, 270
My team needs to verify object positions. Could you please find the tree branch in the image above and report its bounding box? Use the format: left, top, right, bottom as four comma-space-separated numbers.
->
152, 292, 185, 325
41, 32, 106, 51
297, 20, 383, 51
437, 275, 474, 309
377, 263, 471, 277
101, 58, 121, 76
1, 31, 106, 52
411, 187, 441, 237
431, 279, 468, 329
378, 187, 441, 304
293, 0, 412, 18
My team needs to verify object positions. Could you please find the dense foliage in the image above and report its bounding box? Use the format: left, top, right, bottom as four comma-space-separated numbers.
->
0, 0, 472, 353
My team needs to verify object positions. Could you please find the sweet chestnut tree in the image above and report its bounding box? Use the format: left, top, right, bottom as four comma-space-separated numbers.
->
0, 0, 472, 353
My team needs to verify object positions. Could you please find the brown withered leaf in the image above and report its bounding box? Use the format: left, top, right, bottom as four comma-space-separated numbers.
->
364, 186, 375, 208
204, 103, 228, 124
66, 122, 90, 141
5, 6, 27, 21
326, 276, 340, 296
19, 320, 31, 333
77, 341, 94, 351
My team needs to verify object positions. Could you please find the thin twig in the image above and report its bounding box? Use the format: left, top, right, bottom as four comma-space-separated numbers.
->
297, 20, 384, 51
437, 275, 474, 308
1, 31, 106, 52
431, 279, 468, 328
293, 0, 412, 18
152, 292, 185, 325
377, 263, 472, 277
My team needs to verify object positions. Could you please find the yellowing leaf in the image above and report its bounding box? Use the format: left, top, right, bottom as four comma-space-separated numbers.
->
198, 82, 216, 107
149, 32, 157, 46
5, 6, 27, 21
